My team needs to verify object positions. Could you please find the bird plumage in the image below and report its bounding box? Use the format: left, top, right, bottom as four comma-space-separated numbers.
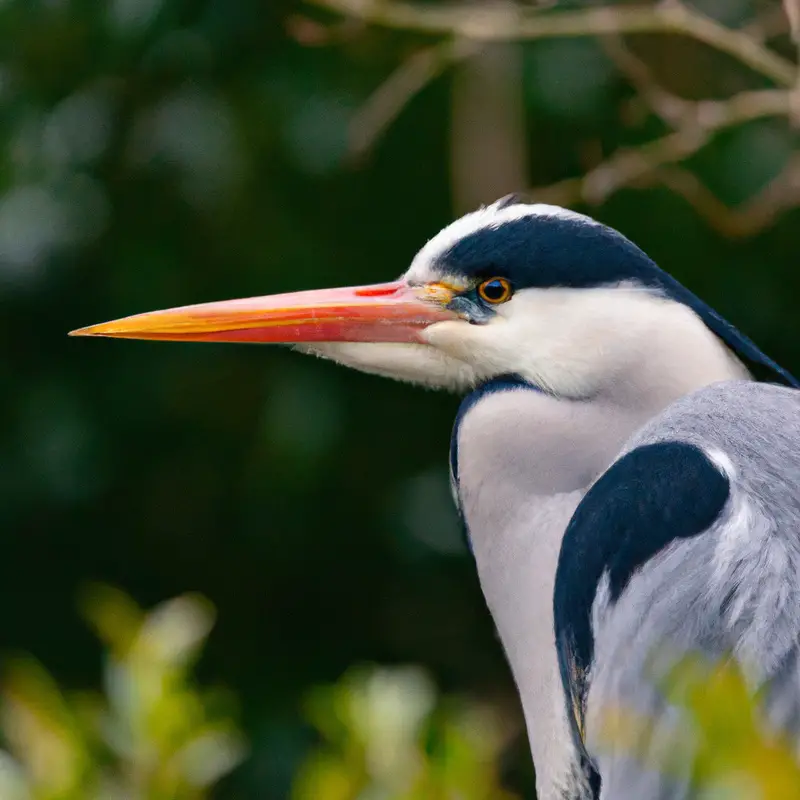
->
71, 199, 800, 799
423, 202, 800, 798
452, 377, 800, 800
580, 382, 800, 799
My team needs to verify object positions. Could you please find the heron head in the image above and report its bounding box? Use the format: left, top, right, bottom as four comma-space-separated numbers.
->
70, 197, 796, 396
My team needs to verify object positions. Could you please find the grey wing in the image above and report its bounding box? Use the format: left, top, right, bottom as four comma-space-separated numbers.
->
554, 381, 800, 799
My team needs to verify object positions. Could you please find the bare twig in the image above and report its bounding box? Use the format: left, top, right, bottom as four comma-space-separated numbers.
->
780, 0, 800, 124
309, 0, 800, 235
601, 34, 690, 128
286, 13, 366, 45
653, 158, 800, 237
784, 0, 800, 42
349, 38, 479, 160
531, 90, 792, 206
595, 35, 800, 234
306, 0, 797, 86
742, 4, 790, 43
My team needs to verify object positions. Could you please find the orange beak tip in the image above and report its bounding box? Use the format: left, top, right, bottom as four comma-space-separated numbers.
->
68, 323, 123, 338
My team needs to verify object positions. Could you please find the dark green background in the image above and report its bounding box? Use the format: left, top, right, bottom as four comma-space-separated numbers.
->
3, 0, 798, 796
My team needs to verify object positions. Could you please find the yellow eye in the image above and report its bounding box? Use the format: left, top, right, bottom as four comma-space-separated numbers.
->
477, 277, 513, 304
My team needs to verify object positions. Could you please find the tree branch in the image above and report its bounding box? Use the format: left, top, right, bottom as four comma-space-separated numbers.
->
307, 0, 800, 235
531, 89, 793, 206
349, 38, 480, 161
306, 0, 797, 87
652, 159, 800, 237
601, 34, 691, 129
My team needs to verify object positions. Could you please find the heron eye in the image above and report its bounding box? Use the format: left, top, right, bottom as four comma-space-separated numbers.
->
477, 277, 513, 304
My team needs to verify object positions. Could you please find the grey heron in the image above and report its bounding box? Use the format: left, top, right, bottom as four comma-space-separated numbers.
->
71, 197, 800, 799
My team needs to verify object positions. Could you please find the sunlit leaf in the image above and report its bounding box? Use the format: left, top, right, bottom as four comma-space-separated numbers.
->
292, 753, 364, 800
0, 658, 92, 799
79, 583, 144, 657
132, 593, 216, 668
0, 749, 31, 800
174, 728, 248, 788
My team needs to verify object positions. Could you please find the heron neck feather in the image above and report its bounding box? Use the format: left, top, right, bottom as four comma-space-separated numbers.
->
453, 342, 747, 799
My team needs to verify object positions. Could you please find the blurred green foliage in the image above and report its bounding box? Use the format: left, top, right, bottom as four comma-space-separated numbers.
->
7, 592, 800, 800
293, 664, 518, 800
0, 586, 245, 800
600, 656, 800, 800
0, 587, 519, 800
2, 0, 799, 796
666, 658, 800, 799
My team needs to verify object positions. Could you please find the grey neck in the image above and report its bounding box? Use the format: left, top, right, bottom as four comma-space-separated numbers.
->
451, 335, 749, 799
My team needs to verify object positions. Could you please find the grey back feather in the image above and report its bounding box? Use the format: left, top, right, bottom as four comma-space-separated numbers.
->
586, 381, 800, 798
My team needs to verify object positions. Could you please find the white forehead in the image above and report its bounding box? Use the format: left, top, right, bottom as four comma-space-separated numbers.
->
405, 201, 591, 284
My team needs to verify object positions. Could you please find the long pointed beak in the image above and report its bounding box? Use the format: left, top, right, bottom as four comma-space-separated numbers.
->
69, 281, 457, 344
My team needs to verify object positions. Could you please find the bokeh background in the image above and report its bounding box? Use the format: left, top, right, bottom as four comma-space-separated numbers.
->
3, 0, 800, 797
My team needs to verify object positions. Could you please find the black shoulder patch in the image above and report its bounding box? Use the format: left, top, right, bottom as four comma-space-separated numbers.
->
553, 441, 730, 779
